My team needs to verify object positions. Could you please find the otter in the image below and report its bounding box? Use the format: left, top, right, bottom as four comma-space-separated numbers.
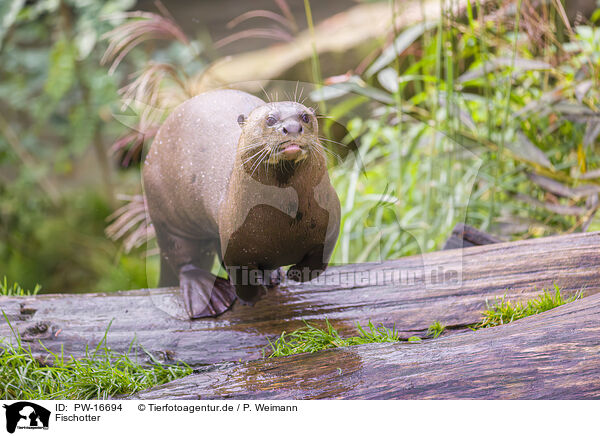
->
143, 89, 341, 318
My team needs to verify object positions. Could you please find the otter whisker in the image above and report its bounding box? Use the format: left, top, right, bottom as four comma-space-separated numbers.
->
250, 148, 271, 178
241, 151, 265, 167
262, 145, 274, 176
238, 141, 268, 152
312, 142, 341, 162
246, 146, 270, 166
318, 136, 352, 148
308, 145, 317, 162
241, 144, 271, 162
248, 150, 269, 176
241, 146, 270, 171
259, 83, 272, 103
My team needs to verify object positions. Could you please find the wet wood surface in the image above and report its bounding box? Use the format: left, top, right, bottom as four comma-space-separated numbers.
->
1, 231, 599, 367
130, 292, 600, 400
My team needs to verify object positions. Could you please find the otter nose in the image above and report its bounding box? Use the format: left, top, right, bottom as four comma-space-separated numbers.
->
280, 119, 303, 136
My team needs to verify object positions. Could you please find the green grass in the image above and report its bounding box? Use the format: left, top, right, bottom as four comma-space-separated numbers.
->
476, 285, 582, 329
267, 319, 399, 358
427, 320, 445, 338
267, 287, 580, 357
0, 277, 41, 297
0, 317, 191, 400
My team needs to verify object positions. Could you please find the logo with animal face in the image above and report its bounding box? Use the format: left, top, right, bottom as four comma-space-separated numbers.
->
2, 402, 50, 433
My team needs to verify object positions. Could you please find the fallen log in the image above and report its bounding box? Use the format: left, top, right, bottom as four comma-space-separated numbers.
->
197, 0, 464, 90
130, 292, 600, 400
442, 223, 502, 249
1, 231, 599, 367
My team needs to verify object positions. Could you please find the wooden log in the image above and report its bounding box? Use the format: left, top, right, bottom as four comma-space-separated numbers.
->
1, 231, 599, 367
442, 223, 502, 249
130, 292, 600, 400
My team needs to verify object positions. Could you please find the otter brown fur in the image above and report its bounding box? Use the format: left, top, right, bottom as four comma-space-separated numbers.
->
143, 89, 340, 318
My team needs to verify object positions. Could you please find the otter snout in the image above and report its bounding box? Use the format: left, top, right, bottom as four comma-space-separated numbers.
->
280, 119, 303, 136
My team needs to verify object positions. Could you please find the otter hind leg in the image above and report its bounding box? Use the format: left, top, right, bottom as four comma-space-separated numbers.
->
159, 256, 179, 287
179, 265, 236, 318
154, 224, 237, 318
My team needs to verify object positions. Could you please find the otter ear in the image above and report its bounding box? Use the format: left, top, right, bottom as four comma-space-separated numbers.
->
237, 114, 246, 126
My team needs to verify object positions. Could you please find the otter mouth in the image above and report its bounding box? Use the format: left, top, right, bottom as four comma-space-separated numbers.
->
277, 140, 307, 161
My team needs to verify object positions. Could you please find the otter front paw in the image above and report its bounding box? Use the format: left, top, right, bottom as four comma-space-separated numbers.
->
287, 264, 325, 282
234, 284, 267, 306
179, 266, 236, 319
265, 267, 284, 288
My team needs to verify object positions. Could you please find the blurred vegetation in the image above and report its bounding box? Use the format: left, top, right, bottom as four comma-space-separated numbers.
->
317, 0, 600, 262
0, 0, 208, 292
1, 0, 600, 292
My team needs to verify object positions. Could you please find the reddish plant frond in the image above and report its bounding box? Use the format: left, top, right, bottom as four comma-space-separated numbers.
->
274, 0, 297, 32
102, 11, 190, 74
110, 124, 159, 167
214, 27, 293, 49
227, 10, 294, 30
106, 194, 155, 253
119, 62, 189, 130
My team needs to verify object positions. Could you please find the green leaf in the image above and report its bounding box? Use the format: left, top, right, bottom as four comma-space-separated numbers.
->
377, 67, 399, 93
366, 21, 437, 77
75, 21, 97, 60
0, 0, 25, 49
458, 58, 552, 84
44, 38, 76, 101
511, 132, 552, 169
310, 77, 394, 104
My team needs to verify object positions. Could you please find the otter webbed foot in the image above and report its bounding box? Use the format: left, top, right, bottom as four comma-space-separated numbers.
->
234, 284, 267, 306
179, 265, 236, 319
287, 246, 327, 283
265, 267, 284, 288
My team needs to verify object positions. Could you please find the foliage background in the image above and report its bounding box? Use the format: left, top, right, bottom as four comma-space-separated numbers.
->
1, 0, 599, 293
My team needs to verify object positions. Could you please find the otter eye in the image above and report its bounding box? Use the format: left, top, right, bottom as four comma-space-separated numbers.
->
266, 116, 277, 126
300, 113, 310, 123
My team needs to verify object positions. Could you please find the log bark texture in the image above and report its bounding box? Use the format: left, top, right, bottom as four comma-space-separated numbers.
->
130, 292, 600, 400
1, 231, 599, 368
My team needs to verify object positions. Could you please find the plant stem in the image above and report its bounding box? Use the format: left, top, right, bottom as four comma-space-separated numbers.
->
303, 0, 326, 115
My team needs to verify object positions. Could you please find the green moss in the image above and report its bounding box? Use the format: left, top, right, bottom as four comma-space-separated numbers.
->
476, 285, 582, 329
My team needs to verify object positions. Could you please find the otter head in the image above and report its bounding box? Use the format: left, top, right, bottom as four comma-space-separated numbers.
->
237, 101, 320, 172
